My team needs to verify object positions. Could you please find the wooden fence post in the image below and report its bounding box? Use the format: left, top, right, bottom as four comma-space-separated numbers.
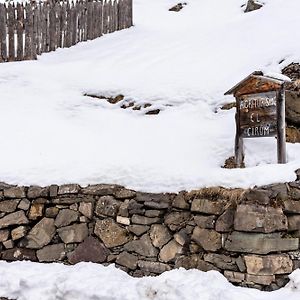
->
277, 87, 287, 164
7, 3, 15, 61
16, 3, 24, 60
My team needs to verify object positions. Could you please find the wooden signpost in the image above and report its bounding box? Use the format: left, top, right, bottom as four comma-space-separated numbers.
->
225, 71, 289, 167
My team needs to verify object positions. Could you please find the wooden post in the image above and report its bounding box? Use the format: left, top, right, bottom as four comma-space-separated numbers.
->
277, 86, 287, 164
234, 100, 244, 167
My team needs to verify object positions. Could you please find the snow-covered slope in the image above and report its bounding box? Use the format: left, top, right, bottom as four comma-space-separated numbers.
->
1, 261, 300, 300
0, 0, 299, 192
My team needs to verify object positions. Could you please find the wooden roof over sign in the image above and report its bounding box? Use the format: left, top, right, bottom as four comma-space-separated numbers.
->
225, 71, 289, 97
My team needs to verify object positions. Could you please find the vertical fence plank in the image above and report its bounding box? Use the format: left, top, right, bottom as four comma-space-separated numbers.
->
99, 0, 103, 37
0, 3, 6, 62
49, 2, 56, 51
55, 2, 61, 50
66, 1, 72, 47
8, 3, 15, 61
34, 3, 41, 56
60, 1, 66, 48
16, 3, 24, 60
71, 1, 77, 45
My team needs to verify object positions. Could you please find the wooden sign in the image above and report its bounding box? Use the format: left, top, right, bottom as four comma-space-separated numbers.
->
238, 91, 277, 138
225, 72, 289, 167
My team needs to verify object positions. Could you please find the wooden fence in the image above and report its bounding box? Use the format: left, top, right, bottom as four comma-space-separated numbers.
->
0, 0, 133, 62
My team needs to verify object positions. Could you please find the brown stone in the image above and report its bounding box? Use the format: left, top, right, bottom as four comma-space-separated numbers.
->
0, 211, 29, 229
203, 253, 238, 271
149, 224, 172, 248
37, 244, 66, 262
18, 199, 30, 211
159, 239, 183, 262
244, 254, 293, 275
124, 234, 158, 257
58, 184, 80, 195
137, 260, 171, 274
164, 211, 191, 231
288, 215, 300, 231
144, 201, 169, 209
58, 223, 89, 244
79, 202, 93, 219
234, 204, 287, 233
28, 203, 44, 220
191, 199, 225, 215
131, 215, 161, 225
245, 274, 275, 285
116, 251, 138, 270
55, 209, 79, 227
69, 236, 109, 264
224, 231, 299, 254
145, 210, 163, 218
192, 227, 221, 251
94, 219, 130, 248
128, 225, 149, 236
2, 248, 37, 261
81, 184, 122, 196
11, 226, 28, 240
49, 185, 58, 197
224, 271, 245, 283
0, 229, 9, 242
174, 229, 190, 246
0, 200, 19, 213
194, 215, 216, 229
114, 189, 136, 199
45, 207, 59, 218
243, 189, 271, 205
118, 199, 129, 217
284, 200, 300, 214
172, 192, 189, 210
27, 186, 49, 199
24, 218, 56, 249
95, 196, 122, 217
3, 239, 14, 249
175, 254, 219, 271
3, 187, 26, 199
135, 192, 171, 203
215, 207, 235, 232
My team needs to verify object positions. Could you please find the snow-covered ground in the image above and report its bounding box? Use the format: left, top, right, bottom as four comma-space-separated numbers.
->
0, 0, 299, 192
0, 261, 300, 300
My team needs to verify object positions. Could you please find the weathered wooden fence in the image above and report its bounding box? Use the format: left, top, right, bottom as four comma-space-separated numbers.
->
0, 0, 133, 62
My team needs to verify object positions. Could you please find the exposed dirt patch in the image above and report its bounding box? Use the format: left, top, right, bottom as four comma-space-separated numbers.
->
222, 156, 245, 169
169, 3, 187, 12
286, 125, 300, 143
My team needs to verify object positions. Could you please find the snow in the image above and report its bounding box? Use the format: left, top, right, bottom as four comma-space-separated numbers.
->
0, 0, 300, 192
0, 261, 300, 300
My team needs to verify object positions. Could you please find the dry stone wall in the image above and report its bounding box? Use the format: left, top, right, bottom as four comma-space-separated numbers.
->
0, 173, 300, 291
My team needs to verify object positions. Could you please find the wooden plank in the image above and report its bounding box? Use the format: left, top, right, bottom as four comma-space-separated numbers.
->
31, 3, 37, 58
129, 0, 133, 27
7, 3, 15, 61
24, 3, 32, 59
0, 3, 6, 62
76, 0, 82, 42
277, 87, 287, 163
99, 0, 103, 37
66, 1, 71, 47
45, 2, 50, 52
108, 0, 112, 33
55, 2, 61, 49
60, 1, 67, 48
82, 0, 87, 41
49, 2, 56, 51
103, 0, 108, 34
40, 2, 47, 53
86, 1, 92, 40
34, 3, 41, 56
16, 3, 24, 60
71, 1, 76, 45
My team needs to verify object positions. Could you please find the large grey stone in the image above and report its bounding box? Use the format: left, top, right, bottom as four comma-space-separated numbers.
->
24, 218, 55, 249
94, 219, 130, 248
128, 225, 149, 236
137, 260, 171, 274
81, 184, 122, 196
37, 244, 66, 262
175, 255, 219, 272
224, 231, 299, 254
79, 202, 93, 219
114, 188, 136, 199
192, 227, 221, 251
245, 274, 275, 286
164, 211, 191, 231
95, 196, 121, 217
0, 211, 29, 229
159, 239, 183, 262
286, 91, 300, 126
58, 184, 80, 195
116, 251, 138, 270
234, 204, 287, 233
131, 215, 161, 225
124, 234, 158, 257
0, 229, 9, 242
203, 253, 238, 271
18, 199, 30, 211
27, 186, 49, 199
215, 207, 235, 232
3, 187, 26, 199
58, 223, 88, 244
194, 215, 216, 229
172, 192, 189, 210
69, 236, 109, 264
288, 215, 300, 231
284, 200, 300, 214
191, 199, 225, 215
243, 189, 271, 205
2, 248, 37, 261
149, 224, 172, 248
244, 254, 293, 275
55, 209, 79, 227
0, 200, 19, 213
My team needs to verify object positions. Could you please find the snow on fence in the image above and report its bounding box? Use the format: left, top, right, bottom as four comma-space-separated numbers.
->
0, 0, 133, 62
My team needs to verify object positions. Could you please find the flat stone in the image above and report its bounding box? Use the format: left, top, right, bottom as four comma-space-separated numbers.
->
11, 226, 27, 240
114, 189, 136, 199
283, 200, 300, 214
234, 204, 287, 233
0, 182, 14, 190
69, 236, 109, 264
175, 254, 219, 271
128, 199, 144, 214
245, 274, 275, 285
45, 207, 59, 218
172, 192, 189, 210
81, 184, 122, 196
194, 215, 216, 229
290, 187, 300, 200
203, 253, 238, 271
58, 223, 88, 244
55, 209, 79, 227
159, 239, 183, 262
131, 215, 161, 225
2, 248, 37, 261
215, 207, 235, 232
191, 199, 225, 215
145, 210, 163, 218
192, 227, 221, 251
164, 211, 191, 231
288, 215, 300, 231
3, 187, 26, 199
95, 196, 121, 217
0, 200, 19, 213
79, 202, 93, 219
18, 199, 31, 211
135, 192, 171, 203
49, 185, 59, 197
3, 239, 14, 249
149, 224, 172, 248
124, 234, 158, 257
0, 229, 9, 242
224, 231, 299, 254
0, 211, 29, 229
244, 254, 293, 275
137, 260, 171, 274
144, 201, 169, 209
118, 199, 129, 217
37, 244, 66, 262
116, 251, 138, 270
52, 197, 83, 205
94, 219, 130, 248
24, 218, 56, 249
174, 229, 190, 246
224, 271, 245, 283
128, 225, 149, 236
27, 186, 49, 199
28, 203, 44, 220
116, 216, 130, 225
58, 184, 80, 195
243, 189, 271, 205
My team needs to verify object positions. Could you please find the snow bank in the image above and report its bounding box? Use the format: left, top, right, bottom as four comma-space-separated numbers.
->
0, 0, 299, 192
0, 261, 300, 300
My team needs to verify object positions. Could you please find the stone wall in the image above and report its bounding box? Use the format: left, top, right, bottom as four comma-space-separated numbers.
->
0, 174, 300, 291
